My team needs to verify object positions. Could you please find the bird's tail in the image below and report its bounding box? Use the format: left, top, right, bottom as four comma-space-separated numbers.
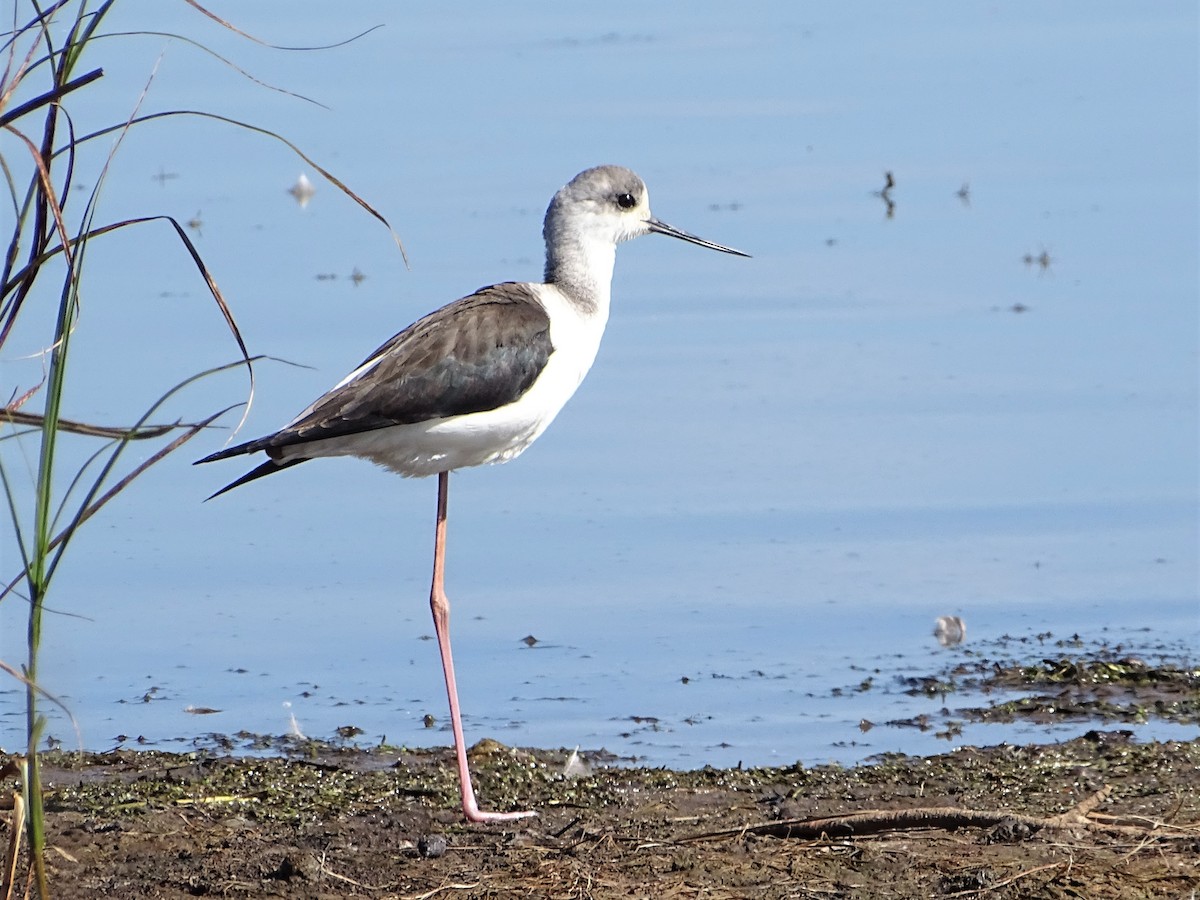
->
202, 457, 308, 501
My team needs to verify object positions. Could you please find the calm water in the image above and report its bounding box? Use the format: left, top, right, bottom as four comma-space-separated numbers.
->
1, 3, 1196, 768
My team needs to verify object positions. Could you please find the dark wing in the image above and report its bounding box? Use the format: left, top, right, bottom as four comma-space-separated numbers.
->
196, 282, 552, 467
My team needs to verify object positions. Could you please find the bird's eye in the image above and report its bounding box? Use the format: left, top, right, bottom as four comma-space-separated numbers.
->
615, 192, 636, 209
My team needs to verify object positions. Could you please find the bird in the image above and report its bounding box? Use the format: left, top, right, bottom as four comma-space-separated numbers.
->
196, 165, 749, 822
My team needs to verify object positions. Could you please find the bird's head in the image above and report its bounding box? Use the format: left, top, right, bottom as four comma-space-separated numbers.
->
544, 165, 750, 257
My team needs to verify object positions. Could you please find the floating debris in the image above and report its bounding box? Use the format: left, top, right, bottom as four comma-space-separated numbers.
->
1022, 248, 1054, 272
873, 170, 896, 219
288, 172, 316, 208
935, 616, 967, 647
283, 701, 306, 739
563, 746, 590, 779
183, 705, 221, 715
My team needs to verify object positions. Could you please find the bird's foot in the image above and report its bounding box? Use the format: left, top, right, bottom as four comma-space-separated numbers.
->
462, 799, 538, 824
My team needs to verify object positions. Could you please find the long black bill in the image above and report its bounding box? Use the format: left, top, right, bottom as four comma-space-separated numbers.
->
646, 217, 751, 257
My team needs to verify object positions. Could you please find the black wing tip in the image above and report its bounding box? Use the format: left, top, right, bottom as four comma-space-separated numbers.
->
196, 445, 248, 466
202, 457, 308, 501
194, 434, 277, 466
195, 449, 229, 466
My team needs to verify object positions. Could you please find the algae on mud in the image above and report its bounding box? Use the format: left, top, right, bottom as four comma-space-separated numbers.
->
2, 732, 1194, 899
4, 643, 1197, 897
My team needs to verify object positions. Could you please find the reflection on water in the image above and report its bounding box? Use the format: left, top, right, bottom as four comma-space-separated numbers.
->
2, 3, 1196, 767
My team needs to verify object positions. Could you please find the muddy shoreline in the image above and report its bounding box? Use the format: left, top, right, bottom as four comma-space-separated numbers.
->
5, 649, 1197, 898
1, 730, 1189, 899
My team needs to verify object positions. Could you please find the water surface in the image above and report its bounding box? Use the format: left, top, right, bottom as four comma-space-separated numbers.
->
1, 3, 1196, 768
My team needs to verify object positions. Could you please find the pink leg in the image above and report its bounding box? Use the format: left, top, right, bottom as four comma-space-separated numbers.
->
429, 471, 536, 823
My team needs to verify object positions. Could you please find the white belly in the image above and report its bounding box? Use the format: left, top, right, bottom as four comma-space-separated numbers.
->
280, 284, 607, 477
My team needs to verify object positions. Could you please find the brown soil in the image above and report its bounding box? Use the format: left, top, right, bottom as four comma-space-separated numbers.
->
0, 730, 1193, 899
5, 649, 1198, 898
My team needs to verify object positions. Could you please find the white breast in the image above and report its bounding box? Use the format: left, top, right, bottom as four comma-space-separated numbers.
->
281, 283, 610, 477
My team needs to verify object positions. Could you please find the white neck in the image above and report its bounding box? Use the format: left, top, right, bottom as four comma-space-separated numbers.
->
543, 231, 616, 317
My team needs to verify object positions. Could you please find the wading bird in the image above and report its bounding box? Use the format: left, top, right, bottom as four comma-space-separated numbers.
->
197, 165, 748, 822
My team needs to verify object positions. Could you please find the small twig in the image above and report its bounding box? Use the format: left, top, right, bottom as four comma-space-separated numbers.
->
1045, 785, 1112, 827
550, 815, 581, 839
683, 807, 1008, 842
173, 795, 259, 807
403, 883, 482, 900
1092, 812, 1200, 833
317, 865, 377, 890
945, 861, 1067, 898
681, 786, 1194, 843
47, 846, 77, 864
1, 790, 24, 900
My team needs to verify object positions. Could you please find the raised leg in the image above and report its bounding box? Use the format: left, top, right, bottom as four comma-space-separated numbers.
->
429, 471, 536, 823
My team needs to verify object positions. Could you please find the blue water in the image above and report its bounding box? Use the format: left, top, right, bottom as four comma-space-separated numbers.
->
1, 3, 1196, 768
